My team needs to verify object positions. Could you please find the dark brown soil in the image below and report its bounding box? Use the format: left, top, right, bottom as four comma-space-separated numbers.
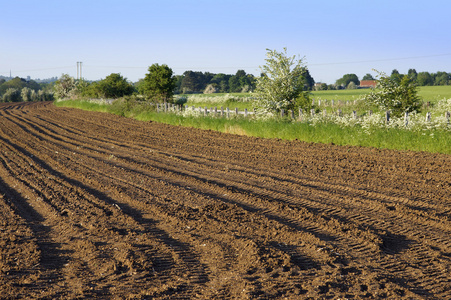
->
1, 101, 450, 299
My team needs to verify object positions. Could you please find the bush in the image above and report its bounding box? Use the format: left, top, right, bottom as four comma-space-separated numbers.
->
363, 70, 422, 117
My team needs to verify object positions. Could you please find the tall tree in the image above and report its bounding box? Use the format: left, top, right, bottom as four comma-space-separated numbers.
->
407, 69, 418, 81
140, 64, 176, 102
301, 69, 315, 90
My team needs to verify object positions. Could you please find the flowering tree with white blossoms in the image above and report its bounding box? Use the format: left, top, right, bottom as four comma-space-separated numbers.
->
363, 70, 422, 117
256, 48, 311, 114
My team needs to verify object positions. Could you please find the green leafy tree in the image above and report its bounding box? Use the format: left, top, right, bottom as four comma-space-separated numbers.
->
363, 70, 422, 117
256, 48, 311, 113
96, 73, 134, 98
407, 69, 418, 81
335, 74, 359, 88
433, 72, 450, 85
390, 69, 403, 83
2, 88, 21, 102
417, 72, 434, 86
301, 69, 315, 90
362, 73, 374, 80
210, 73, 231, 93
140, 64, 176, 102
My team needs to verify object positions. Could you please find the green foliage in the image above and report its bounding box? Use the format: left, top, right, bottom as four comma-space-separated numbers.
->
335, 74, 360, 87
256, 48, 311, 113
363, 70, 422, 117
97, 73, 135, 98
2, 88, 21, 102
362, 73, 374, 80
140, 64, 176, 102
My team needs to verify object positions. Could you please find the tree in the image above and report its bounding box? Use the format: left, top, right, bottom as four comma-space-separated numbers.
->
54, 74, 77, 99
2, 88, 21, 102
203, 84, 218, 94
97, 73, 134, 98
407, 69, 418, 81
417, 72, 434, 86
335, 74, 359, 87
210, 73, 231, 93
347, 81, 357, 89
362, 73, 374, 80
140, 64, 176, 102
433, 72, 450, 85
301, 69, 315, 90
363, 70, 422, 117
256, 48, 311, 113
390, 69, 402, 84
21, 87, 32, 102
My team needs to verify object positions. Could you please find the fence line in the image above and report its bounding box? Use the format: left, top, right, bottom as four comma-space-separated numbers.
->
153, 102, 450, 127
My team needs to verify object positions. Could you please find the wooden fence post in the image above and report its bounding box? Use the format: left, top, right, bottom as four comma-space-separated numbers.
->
226, 107, 230, 118
235, 107, 239, 116
310, 109, 315, 116
221, 107, 224, 117
204, 107, 208, 116
404, 111, 409, 127
446, 111, 450, 124
369, 110, 373, 116
426, 112, 431, 122
298, 108, 303, 121
281, 109, 285, 118
244, 108, 248, 117
385, 111, 390, 124
318, 99, 321, 107
290, 109, 294, 119
338, 109, 342, 117
323, 110, 327, 117
353, 111, 357, 119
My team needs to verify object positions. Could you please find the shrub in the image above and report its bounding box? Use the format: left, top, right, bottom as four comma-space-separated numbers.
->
363, 70, 422, 117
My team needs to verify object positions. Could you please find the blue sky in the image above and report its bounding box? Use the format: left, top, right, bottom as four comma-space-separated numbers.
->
1, 0, 450, 84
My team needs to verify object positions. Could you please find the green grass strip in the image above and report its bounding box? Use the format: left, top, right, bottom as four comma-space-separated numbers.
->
54, 100, 451, 154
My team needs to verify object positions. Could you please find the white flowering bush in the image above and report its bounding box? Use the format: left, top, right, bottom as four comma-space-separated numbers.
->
362, 70, 422, 117
186, 94, 254, 105
255, 48, 311, 113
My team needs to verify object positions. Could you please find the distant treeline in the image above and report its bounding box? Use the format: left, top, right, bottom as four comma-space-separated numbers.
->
328, 69, 451, 91
164, 69, 315, 94
0, 77, 54, 102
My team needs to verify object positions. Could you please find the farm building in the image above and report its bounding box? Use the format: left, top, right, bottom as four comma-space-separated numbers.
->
359, 80, 377, 88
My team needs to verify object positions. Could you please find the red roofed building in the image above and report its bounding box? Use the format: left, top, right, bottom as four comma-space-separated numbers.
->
359, 80, 377, 88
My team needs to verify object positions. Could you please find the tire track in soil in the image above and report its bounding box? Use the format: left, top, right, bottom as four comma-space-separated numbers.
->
1, 112, 211, 299
1, 102, 451, 299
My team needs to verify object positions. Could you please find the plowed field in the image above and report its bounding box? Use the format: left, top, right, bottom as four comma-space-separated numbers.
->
1, 101, 450, 299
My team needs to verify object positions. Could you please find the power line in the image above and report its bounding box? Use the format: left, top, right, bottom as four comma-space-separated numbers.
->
309, 53, 451, 66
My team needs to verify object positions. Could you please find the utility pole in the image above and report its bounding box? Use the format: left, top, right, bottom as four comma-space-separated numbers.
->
76, 62, 83, 80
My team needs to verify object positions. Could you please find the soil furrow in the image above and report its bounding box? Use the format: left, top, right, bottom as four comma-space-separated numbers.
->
1, 102, 450, 299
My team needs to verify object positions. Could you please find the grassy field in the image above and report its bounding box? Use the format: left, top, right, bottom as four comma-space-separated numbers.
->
182, 86, 451, 112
